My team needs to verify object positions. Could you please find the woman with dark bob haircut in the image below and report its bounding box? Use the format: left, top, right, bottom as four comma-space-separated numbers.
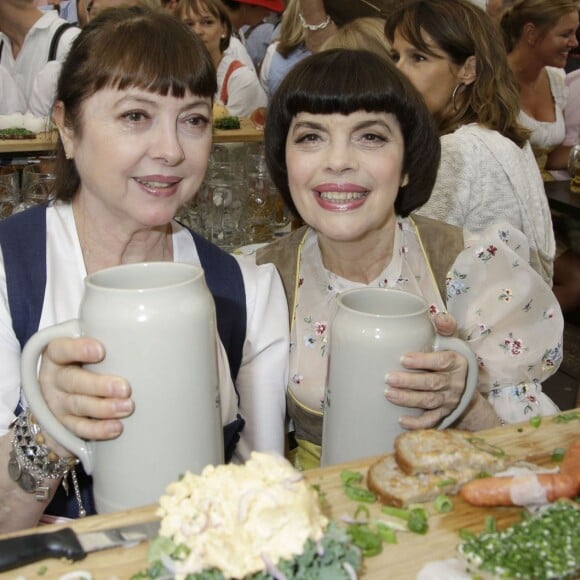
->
0, 6, 288, 532
265, 48, 440, 218
253, 49, 563, 470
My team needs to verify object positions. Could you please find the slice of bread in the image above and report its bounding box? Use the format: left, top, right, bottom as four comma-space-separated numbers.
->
367, 455, 478, 507
394, 429, 510, 476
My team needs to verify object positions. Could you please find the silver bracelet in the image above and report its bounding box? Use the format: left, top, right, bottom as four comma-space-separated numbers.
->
298, 12, 332, 31
9, 411, 77, 501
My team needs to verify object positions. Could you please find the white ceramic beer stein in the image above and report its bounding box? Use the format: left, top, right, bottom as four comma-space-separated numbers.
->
21, 262, 224, 513
321, 287, 478, 466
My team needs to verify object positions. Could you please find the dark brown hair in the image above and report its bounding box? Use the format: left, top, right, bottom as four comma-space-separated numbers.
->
265, 49, 440, 218
385, 0, 529, 146
54, 5, 216, 201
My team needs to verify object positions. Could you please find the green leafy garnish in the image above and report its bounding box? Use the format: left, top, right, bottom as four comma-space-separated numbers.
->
133, 522, 362, 579
434, 494, 453, 513
553, 411, 580, 423
213, 115, 241, 130
529, 415, 542, 428
551, 447, 566, 462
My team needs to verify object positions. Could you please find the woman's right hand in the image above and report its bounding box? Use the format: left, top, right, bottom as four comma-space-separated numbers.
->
38, 337, 134, 448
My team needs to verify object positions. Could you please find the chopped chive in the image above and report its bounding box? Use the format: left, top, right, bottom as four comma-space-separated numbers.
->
551, 447, 566, 462
529, 415, 542, 428
376, 523, 397, 544
340, 470, 363, 485
434, 494, 453, 513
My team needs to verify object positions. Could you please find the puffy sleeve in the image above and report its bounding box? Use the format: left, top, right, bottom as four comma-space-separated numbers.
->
232, 255, 289, 462
445, 223, 563, 422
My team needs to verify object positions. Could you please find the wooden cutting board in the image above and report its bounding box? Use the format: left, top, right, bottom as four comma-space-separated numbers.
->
1, 409, 578, 579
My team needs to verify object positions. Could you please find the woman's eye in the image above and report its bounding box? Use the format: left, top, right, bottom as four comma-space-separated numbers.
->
295, 132, 321, 144
360, 133, 386, 144
412, 52, 427, 63
122, 111, 148, 122
184, 114, 210, 128
389, 51, 400, 63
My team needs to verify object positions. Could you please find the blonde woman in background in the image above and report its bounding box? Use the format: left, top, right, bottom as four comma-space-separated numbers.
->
177, 0, 267, 116
320, 16, 389, 57
260, 0, 310, 98
501, 0, 579, 173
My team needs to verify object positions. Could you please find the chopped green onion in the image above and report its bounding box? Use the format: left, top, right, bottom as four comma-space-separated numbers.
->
459, 528, 476, 541
475, 471, 491, 479
466, 437, 506, 457
553, 411, 580, 423
343, 484, 377, 503
484, 515, 497, 533
346, 524, 382, 557
551, 447, 566, 462
437, 478, 457, 488
381, 505, 411, 520
376, 523, 397, 544
354, 504, 370, 521
529, 415, 542, 428
407, 508, 429, 535
340, 470, 363, 485
434, 494, 453, 513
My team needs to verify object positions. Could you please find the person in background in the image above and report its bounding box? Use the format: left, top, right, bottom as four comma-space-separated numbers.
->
501, 0, 580, 313
385, 0, 555, 287
255, 48, 563, 469
177, 0, 267, 116
0, 5, 288, 533
320, 16, 389, 57
221, 0, 285, 70
501, 0, 579, 174
296, 0, 336, 53
0, 0, 80, 116
0, 64, 25, 114
260, 0, 309, 98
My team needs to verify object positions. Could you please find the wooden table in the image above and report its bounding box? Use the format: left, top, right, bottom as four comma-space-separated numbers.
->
544, 179, 580, 220
1, 410, 578, 579
0, 119, 264, 158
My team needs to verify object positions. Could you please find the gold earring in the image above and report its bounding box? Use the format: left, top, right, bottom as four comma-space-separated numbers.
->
451, 82, 465, 112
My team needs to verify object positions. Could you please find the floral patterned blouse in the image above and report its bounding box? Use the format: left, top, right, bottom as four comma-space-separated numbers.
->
288, 217, 563, 424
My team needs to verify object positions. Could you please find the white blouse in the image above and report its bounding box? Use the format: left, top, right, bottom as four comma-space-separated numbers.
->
0, 203, 289, 462
288, 218, 562, 425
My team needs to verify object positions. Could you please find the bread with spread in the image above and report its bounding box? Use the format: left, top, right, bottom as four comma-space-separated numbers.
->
367, 429, 511, 507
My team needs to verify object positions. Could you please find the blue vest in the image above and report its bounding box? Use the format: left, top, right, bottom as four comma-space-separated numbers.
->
0, 204, 247, 518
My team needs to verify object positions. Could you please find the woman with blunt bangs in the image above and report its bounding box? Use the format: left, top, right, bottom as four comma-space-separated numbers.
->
0, 6, 288, 531
254, 49, 563, 470
386, 0, 556, 286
